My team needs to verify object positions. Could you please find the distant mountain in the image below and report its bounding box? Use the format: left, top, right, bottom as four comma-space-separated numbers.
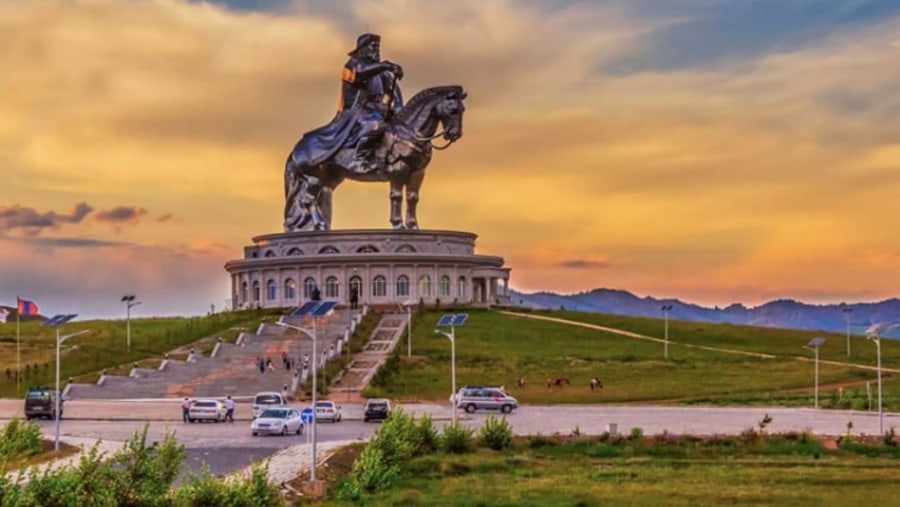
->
509, 289, 900, 339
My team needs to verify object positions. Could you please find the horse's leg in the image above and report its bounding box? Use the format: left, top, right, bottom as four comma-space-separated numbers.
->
284, 156, 310, 231
389, 176, 404, 229
404, 167, 426, 230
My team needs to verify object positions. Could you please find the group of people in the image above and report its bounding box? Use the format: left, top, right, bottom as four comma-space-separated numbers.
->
254, 354, 310, 375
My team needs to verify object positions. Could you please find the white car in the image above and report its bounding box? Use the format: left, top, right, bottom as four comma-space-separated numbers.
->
252, 392, 288, 419
315, 400, 342, 423
188, 399, 227, 423
251, 407, 304, 436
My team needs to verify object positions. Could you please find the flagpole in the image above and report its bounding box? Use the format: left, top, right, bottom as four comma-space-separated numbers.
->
16, 298, 21, 394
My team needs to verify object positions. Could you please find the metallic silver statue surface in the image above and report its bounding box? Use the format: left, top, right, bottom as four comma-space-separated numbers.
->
284, 33, 466, 231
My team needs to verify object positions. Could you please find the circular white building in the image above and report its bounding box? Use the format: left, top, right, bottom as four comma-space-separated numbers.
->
225, 229, 511, 310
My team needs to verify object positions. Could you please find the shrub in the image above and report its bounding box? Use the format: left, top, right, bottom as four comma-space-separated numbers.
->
0, 417, 43, 461
370, 355, 400, 388
628, 427, 644, 441
340, 446, 400, 500
440, 423, 475, 454
528, 434, 558, 448
479, 415, 513, 451
108, 425, 186, 503
415, 413, 439, 454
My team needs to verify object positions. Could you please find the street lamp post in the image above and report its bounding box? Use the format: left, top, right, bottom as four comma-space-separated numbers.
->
661, 305, 673, 360
865, 323, 895, 435
277, 320, 319, 481
436, 313, 468, 426
843, 307, 853, 358
804, 338, 826, 408
121, 295, 141, 353
43, 314, 88, 451
404, 300, 413, 357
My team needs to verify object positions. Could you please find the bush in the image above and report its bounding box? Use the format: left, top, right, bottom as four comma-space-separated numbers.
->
370, 355, 400, 388
441, 423, 475, 454
338, 446, 400, 500
415, 413, 440, 454
174, 461, 283, 507
0, 417, 43, 461
479, 415, 513, 451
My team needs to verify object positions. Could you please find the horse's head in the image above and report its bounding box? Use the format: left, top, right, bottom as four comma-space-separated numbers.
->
434, 87, 467, 142
395, 85, 467, 144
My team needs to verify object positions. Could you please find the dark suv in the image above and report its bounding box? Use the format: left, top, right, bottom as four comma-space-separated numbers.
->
363, 399, 391, 422
24, 386, 63, 420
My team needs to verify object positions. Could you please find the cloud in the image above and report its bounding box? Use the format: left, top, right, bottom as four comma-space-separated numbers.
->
0, 203, 94, 235
94, 206, 148, 225
559, 258, 611, 269
0, 236, 130, 248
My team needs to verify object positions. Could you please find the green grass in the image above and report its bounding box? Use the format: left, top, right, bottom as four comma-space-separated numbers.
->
380, 309, 900, 410
0, 309, 282, 398
319, 434, 900, 506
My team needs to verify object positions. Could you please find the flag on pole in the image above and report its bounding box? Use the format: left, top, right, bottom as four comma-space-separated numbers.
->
17, 298, 39, 317
0, 308, 9, 323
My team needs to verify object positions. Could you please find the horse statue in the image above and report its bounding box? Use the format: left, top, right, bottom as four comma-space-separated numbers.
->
590, 378, 603, 392
284, 85, 467, 232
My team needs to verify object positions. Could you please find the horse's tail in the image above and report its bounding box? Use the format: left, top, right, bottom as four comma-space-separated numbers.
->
284, 150, 311, 231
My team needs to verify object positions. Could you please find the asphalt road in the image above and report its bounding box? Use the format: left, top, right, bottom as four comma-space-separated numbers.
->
15, 403, 898, 483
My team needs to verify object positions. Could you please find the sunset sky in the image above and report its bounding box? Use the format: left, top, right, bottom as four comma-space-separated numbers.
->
2, 0, 900, 319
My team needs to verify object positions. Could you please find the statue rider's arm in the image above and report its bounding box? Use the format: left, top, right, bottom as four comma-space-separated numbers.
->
348, 60, 403, 83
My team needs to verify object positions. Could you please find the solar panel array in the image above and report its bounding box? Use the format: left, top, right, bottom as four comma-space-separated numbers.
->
291, 301, 338, 318
437, 314, 469, 327
42, 314, 78, 327
807, 337, 826, 347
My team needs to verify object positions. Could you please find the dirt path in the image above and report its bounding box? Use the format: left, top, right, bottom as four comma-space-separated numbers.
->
501, 311, 900, 375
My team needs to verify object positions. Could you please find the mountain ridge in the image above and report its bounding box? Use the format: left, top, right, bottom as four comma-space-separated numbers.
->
510, 288, 900, 338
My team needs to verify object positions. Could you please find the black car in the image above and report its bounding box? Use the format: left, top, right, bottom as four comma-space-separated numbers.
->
24, 386, 63, 420
363, 399, 391, 422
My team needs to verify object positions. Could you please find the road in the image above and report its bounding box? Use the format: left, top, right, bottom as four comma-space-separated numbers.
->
7, 402, 897, 483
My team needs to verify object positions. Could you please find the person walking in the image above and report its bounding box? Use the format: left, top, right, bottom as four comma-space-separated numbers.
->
182, 397, 191, 423
224, 395, 235, 422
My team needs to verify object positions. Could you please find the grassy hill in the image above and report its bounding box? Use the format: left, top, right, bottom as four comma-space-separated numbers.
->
369, 308, 898, 410
0, 309, 282, 398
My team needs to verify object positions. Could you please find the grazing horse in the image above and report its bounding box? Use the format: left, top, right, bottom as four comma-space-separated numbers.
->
590, 378, 604, 392
516, 377, 526, 389
546, 377, 571, 390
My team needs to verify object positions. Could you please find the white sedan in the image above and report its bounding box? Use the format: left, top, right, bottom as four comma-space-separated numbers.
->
188, 399, 226, 423
315, 401, 342, 423
251, 408, 304, 436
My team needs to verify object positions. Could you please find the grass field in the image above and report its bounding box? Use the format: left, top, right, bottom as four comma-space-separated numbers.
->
0, 309, 281, 398
371, 308, 899, 410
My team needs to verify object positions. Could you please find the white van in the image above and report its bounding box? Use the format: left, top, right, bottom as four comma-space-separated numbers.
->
252, 392, 288, 419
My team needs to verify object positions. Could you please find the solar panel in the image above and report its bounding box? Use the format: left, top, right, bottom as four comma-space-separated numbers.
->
310, 301, 338, 317
42, 314, 77, 327
807, 337, 826, 347
291, 301, 319, 317
437, 314, 455, 327
452, 314, 469, 327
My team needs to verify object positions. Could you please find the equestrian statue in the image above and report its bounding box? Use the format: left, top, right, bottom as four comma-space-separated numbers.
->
284, 33, 467, 231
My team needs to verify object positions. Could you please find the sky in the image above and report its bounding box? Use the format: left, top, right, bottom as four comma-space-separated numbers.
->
2, 0, 900, 319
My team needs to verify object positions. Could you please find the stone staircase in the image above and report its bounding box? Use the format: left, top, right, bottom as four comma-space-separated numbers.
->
332, 312, 408, 393
65, 310, 361, 400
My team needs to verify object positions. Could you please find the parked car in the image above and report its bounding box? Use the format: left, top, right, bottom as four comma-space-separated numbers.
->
363, 399, 391, 423
456, 387, 518, 414
251, 407, 304, 436
188, 399, 227, 422
315, 400, 342, 423
24, 386, 63, 420
252, 392, 288, 419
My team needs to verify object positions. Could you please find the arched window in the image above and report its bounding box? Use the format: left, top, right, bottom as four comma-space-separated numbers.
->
264, 250, 276, 258
303, 277, 317, 300
418, 275, 432, 297
458, 277, 467, 299
252, 280, 260, 302
251, 251, 259, 258
373, 275, 387, 297
356, 244, 379, 253
241, 282, 248, 302
267, 279, 277, 300
284, 278, 296, 301
325, 276, 340, 299
287, 248, 303, 256
439, 275, 451, 297
395, 244, 416, 253
318, 245, 340, 254
396, 275, 410, 297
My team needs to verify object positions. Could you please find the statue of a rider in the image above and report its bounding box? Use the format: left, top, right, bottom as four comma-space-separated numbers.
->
339, 33, 404, 174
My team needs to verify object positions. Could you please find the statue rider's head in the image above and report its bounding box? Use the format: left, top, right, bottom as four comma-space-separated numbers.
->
349, 33, 380, 61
